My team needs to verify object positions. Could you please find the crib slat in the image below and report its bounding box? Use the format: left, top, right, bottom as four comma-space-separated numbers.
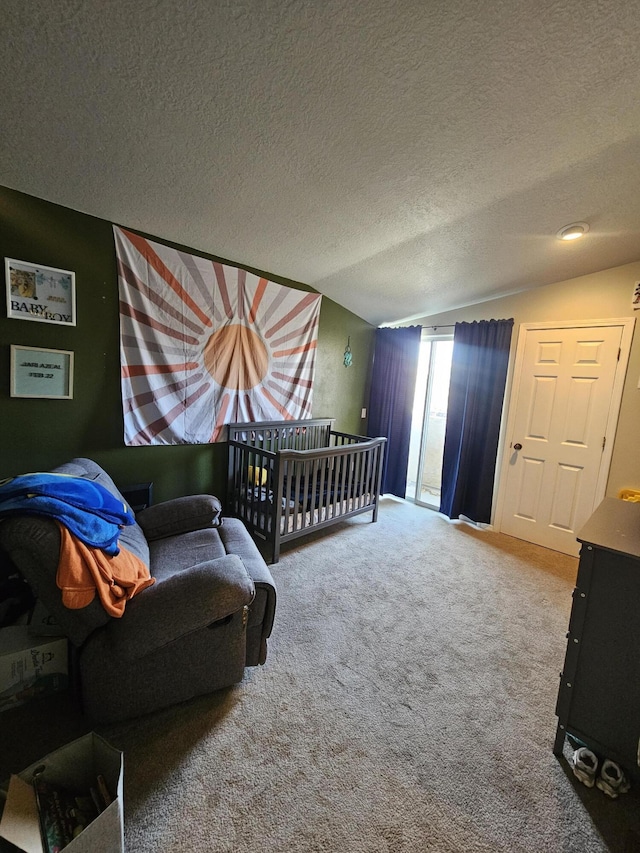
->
327, 456, 344, 518
338, 446, 348, 517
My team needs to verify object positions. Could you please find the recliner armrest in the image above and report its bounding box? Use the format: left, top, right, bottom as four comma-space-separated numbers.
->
135, 495, 222, 540
105, 554, 254, 661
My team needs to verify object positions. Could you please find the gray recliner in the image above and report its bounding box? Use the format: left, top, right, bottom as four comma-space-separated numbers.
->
0, 458, 276, 723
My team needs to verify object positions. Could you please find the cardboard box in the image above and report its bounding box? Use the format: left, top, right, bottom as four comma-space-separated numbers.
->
0, 626, 68, 712
0, 732, 124, 853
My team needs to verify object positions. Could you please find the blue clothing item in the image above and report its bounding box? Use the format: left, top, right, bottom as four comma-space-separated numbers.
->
0, 473, 135, 555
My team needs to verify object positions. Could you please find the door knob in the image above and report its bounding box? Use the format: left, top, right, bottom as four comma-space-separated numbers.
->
513, 443, 522, 451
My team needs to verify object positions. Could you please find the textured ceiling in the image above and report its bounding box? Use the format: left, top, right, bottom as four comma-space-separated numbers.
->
3, 0, 640, 326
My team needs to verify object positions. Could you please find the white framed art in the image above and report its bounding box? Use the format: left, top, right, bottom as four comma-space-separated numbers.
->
5, 258, 76, 326
10, 345, 74, 399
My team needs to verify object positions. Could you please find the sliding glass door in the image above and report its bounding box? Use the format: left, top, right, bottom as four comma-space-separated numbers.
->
406, 333, 454, 508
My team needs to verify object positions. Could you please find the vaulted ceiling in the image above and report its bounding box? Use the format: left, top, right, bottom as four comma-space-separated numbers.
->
3, 0, 640, 326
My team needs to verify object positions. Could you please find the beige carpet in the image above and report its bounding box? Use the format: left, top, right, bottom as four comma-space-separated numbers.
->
97, 497, 639, 852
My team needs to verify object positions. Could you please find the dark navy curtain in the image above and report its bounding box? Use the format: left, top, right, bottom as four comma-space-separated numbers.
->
440, 319, 514, 523
368, 326, 422, 497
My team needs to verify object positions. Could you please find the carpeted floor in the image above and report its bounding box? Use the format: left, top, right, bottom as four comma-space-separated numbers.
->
3, 497, 639, 851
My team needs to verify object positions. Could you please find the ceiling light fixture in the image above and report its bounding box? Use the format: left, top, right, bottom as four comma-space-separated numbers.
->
556, 221, 590, 241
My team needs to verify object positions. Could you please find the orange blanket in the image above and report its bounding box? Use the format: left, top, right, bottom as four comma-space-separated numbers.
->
56, 522, 155, 617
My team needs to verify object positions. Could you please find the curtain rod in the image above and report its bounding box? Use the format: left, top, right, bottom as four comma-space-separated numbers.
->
426, 324, 455, 329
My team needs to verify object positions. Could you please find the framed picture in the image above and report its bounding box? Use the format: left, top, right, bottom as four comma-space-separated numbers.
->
5, 258, 76, 326
10, 345, 74, 399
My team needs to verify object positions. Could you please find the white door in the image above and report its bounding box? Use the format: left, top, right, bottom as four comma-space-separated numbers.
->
499, 322, 630, 556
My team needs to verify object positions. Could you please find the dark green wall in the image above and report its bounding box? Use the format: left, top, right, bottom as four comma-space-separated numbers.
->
0, 186, 375, 501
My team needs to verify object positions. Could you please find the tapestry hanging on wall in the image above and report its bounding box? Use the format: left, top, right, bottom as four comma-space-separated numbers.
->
113, 226, 322, 445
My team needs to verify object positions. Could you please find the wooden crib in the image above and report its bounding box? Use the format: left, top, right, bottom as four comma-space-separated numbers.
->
227, 419, 386, 563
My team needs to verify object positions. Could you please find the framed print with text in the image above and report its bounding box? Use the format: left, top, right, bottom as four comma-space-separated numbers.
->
10, 345, 74, 399
5, 258, 76, 325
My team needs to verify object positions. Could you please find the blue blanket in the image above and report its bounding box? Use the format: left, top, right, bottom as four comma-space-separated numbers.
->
0, 473, 135, 555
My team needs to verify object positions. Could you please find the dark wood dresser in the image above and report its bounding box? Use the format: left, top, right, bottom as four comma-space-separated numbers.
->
554, 497, 640, 781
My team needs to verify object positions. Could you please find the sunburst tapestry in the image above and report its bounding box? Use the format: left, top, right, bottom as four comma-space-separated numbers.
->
113, 226, 322, 445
